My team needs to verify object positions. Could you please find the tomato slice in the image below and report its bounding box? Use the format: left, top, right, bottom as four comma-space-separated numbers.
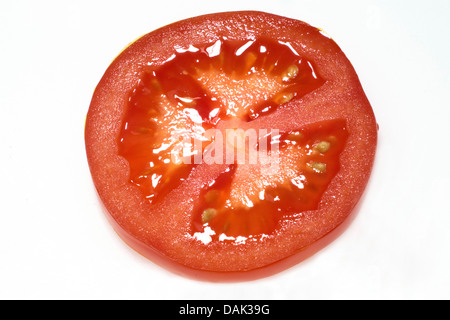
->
85, 11, 377, 280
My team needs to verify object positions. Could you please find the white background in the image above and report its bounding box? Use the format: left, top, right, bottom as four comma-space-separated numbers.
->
1, 0, 449, 300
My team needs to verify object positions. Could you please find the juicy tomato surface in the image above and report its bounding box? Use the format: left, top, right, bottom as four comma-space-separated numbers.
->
85, 11, 377, 280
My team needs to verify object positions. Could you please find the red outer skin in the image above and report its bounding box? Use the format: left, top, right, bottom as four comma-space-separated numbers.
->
85, 11, 377, 280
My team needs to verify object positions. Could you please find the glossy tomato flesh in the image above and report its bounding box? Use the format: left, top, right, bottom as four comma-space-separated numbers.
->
85, 11, 377, 280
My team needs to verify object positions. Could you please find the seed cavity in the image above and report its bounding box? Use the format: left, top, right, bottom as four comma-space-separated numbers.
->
202, 208, 217, 223
314, 141, 330, 153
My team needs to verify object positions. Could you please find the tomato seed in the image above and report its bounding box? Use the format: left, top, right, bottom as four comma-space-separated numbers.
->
286, 131, 303, 142
273, 92, 294, 104
282, 64, 299, 82
310, 162, 326, 173
202, 208, 217, 223
314, 141, 330, 153
204, 190, 219, 203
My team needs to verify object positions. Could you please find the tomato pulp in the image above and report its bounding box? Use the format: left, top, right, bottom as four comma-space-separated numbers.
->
85, 11, 377, 280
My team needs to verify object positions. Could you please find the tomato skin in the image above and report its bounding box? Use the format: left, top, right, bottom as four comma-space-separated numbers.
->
85, 11, 377, 279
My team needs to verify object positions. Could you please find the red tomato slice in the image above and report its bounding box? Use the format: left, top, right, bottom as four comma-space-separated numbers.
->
85, 11, 377, 280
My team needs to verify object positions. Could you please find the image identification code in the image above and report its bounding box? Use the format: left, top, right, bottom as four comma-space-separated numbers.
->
179, 304, 270, 317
